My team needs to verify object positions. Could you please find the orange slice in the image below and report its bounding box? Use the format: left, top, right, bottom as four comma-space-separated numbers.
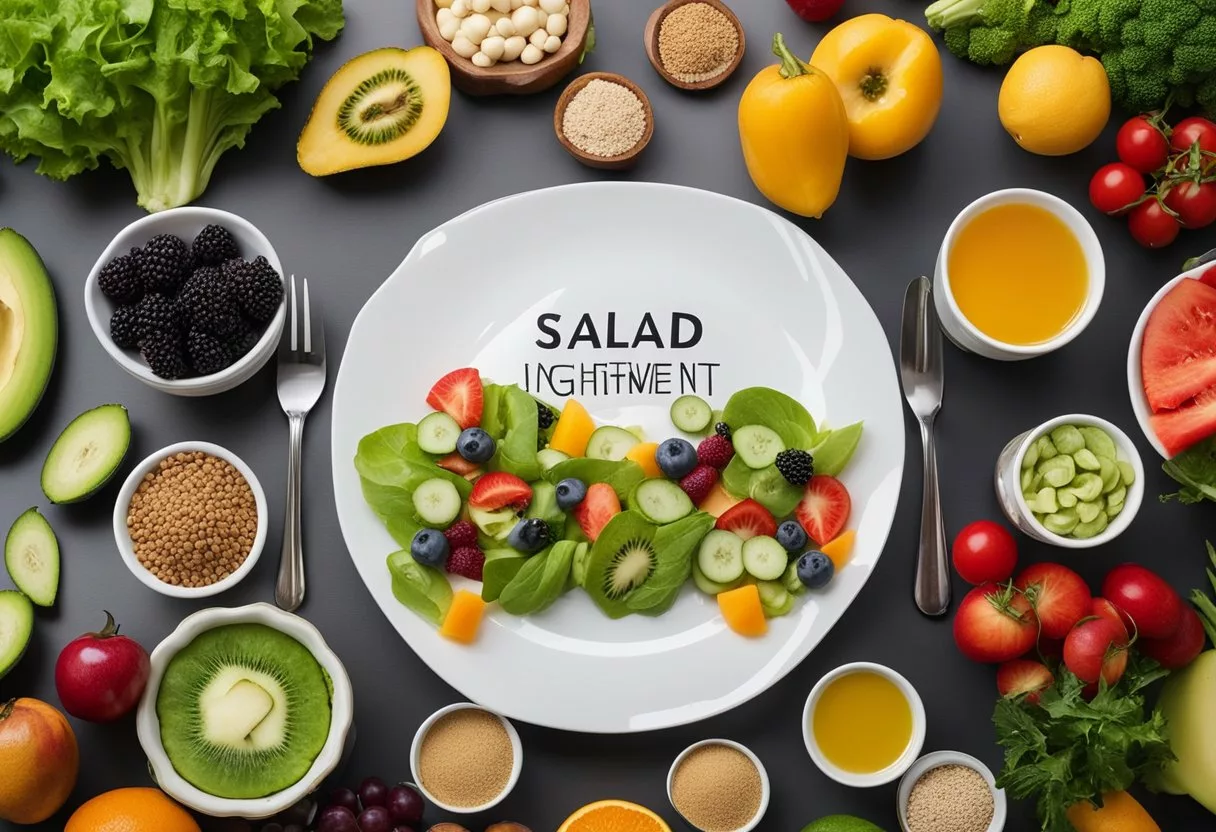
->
624, 442, 662, 478
550, 399, 596, 457
820, 529, 856, 568
558, 800, 672, 832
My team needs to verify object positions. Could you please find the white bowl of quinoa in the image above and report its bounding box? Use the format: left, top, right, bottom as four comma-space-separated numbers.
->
113, 441, 268, 599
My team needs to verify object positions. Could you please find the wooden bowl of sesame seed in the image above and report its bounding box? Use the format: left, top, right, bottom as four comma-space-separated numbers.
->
553, 72, 654, 170
113, 441, 268, 599
644, 0, 745, 92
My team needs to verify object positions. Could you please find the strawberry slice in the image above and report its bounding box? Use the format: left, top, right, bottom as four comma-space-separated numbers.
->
426, 368, 484, 429
573, 482, 620, 542
468, 472, 532, 511
437, 452, 480, 477
795, 475, 851, 545
996, 658, 1054, 705
714, 498, 777, 540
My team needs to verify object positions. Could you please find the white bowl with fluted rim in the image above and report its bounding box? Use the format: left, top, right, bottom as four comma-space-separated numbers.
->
802, 662, 926, 788
135, 603, 354, 819
667, 738, 770, 832
83, 206, 286, 396
993, 414, 1143, 549
897, 750, 1006, 832
409, 702, 523, 814
113, 441, 267, 598
933, 188, 1104, 361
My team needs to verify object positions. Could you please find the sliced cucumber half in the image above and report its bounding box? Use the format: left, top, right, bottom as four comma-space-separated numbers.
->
630, 479, 693, 524
418, 412, 461, 455
670, 395, 712, 433
691, 560, 743, 596
41, 404, 131, 504
5, 508, 59, 607
585, 426, 640, 461
537, 448, 570, 470
0, 589, 33, 679
697, 530, 744, 584
412, 478, 462, 527
742, 535, 788, 581
733, 425, 785, 469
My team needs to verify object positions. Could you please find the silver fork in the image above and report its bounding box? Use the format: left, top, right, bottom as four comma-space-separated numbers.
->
275, 276, 326, 612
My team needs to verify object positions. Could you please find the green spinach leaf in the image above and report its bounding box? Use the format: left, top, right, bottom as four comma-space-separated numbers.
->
499, 541, 577, 615
722, 387, 817, 449
721, 456, 752, 498
1162, 437, 1216, 504
483, 384, 542, 481
482, 549, 528, 602
810, 421, 864, 477
627, 512, 715, 614
544, 458, 645, 500
387, 550, 453, 625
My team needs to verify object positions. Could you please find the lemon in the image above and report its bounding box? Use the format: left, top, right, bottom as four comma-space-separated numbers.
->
998, 45, 1110, 156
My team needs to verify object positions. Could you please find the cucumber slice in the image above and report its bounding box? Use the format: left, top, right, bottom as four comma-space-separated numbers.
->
537, 448, 570, 470
1070, 473, 1103, 502
4, 508, 59, 607
471, 504, 520, 541
1057, 489, 1078, 509
734, 425, 785, 469
1079, 426, 1117, 461
692, 560, 742, 596
1117, 461, 1136, 487
585, 426, 641, 461
630, 479, 693, 524
1107, 485, 1126, 510
1050, 425, 1084, 455
748, 466, 803, 517
1072, 511, 1109, 539
571, 542, 590, 589
1099, 458, 1120, 493
41, 404, 130, 504
697, 530, 744, 584
1042, 509, 1079, 535
783, 560, 806, 595
0, 589, 33, 679
670, 395, 712, 433
1039, 456, 1074, 488
1073, 448, 1101, 472
1021, 441, 1040, 471
757, 580, 794, 617
417, 412, 461, 455
412, 478, 462, 527
1037, 436, 1058, 460
742, 535, 788, 581
1076, 500, 1103, 524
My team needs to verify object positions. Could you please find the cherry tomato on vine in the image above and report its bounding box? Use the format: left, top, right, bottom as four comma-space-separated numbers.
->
1164, 181, 1216, 229
1128, 199, 1181, 248
1170, 117, 1216, 155
1089, 162, 1146, 215
1116, 116, 1170, 173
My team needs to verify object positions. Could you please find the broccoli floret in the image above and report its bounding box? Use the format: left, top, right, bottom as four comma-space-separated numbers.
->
925, 0, 1044, 64
943, 26, 974, 59
1197, 75, 1216, 113
1056, 0, 1100, 46
1095, 0, 1141, 44
1141, 0, 1203, 52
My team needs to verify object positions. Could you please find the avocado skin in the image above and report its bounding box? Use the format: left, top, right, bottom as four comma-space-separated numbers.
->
0, 228, 58, 442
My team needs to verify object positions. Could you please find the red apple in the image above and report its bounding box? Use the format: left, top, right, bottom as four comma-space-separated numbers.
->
54, 611, 150, 722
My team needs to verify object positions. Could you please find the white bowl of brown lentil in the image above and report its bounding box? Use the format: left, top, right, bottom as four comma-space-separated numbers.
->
408, 702, 523, 814
114, 441, 268, 598
896, 750, 1006, 832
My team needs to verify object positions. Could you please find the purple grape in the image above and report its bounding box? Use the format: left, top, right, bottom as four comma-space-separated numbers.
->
358, 806, 393, 832
281, 798, 315, 826
386, 784, 425, 825
391, 827, 416, 832
316, 805, 361, 832
330, 787, 361, 812
359, 776, 390, 808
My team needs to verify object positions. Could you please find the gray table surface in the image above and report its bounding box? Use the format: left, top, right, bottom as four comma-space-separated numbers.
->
3, 1, 1215, 830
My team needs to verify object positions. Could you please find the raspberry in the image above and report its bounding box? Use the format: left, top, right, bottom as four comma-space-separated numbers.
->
443, 520, 478, 549
697, 434, 734, 469
447, 546, 485, 581
775, 449, 814, 486
680, 464, 719, 505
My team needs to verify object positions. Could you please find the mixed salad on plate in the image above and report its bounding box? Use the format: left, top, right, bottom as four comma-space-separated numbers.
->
355, 368, 864, 642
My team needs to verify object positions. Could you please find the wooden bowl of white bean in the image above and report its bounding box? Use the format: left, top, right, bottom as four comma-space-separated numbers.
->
417, 0, 593, 96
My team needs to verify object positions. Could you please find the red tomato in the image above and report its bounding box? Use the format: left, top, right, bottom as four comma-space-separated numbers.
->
1116, 116, 1171, 173
997, 658, 1054, 705
54, 612, 150, 723
1090, 597, 1128, 636
953, 582, 1038, 663
951, 520, 1018, 585
1089, 163, 1146, 215
1128, 199, 1180, 248
1064, 616, 1129, 686
1101, 563, 1183, 639
1170, 117, 1216, 155
1139, 604, 1206, 669
1014, 562, 1091, 640
785, 0, 847, 22
1164, 181, 1216, 229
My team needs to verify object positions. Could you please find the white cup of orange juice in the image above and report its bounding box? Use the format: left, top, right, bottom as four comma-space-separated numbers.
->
934, 188, 1105, 361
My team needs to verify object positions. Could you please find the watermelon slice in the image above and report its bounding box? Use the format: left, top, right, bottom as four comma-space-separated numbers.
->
1200, 265, 1216, 291
1141, 278, 1216, 412
1150, 386, 1216, 457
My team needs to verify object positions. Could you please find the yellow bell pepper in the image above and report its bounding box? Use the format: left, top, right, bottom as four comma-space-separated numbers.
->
810, 14, 943, 161
738, 34, 849, 219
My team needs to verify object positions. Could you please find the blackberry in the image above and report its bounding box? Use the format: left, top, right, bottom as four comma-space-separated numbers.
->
775, 449, 814, 486
186, 328, 232, 376
226, 256, 283, 323
140, 330, 189, 379
97, 252, 144, 304
180, 266, 239, 336
109, 305, 143, 349
537, 402, 555, 431
229, 321, 262, 360
714, 421, 732, 440
191, 224, 239, 266
140, 233, 192, 294
133, 293, 183, 339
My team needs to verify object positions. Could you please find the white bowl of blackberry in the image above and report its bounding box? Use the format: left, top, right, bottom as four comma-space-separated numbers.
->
84, 207, 288, 397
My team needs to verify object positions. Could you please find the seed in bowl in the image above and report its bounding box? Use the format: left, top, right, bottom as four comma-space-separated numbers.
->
561, 79, 647, 158
417, 708, 513, 808
671, 742, 763, 832
905, 763, 994, 832
1020, 423, 1135, 540
126, 451, 257, 588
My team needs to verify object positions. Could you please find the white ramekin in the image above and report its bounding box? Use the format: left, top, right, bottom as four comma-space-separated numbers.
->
83, 206, 286, 397
933, 188, 1104, 361
993, 414, 1144, 549
667, 738, 771, 832
897, 750, 1007, 832
409, 702, 523, 814
802, 662, 927, 788
113, 441, 267, 598
135, 603, 354, 819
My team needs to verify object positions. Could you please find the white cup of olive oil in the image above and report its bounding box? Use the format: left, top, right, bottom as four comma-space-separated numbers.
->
933, 188, 1105, 361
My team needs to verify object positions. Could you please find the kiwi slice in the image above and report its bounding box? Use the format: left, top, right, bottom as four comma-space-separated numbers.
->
584, 511, 660, 619
156, 623, 331, 799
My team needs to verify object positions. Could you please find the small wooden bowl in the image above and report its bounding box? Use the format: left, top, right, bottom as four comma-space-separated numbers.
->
644, 0, 746, 91
553, 72, 654, 170
416, 0, 592, 96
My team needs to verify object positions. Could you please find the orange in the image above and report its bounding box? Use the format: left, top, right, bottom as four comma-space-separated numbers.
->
65, 787, 200, 832
998, 45, 1110, 156
0, 697, 79, 824
1066, 791, 1161, 832
558, 799, 672, 832
717, 584, 768, 638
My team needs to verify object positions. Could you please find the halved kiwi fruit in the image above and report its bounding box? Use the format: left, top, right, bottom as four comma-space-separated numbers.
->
584, 511, 659, 619
156, 623, 332, 799
298, 46, 451, 176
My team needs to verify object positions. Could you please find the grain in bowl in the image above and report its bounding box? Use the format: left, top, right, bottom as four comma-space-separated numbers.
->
410, 703, 522, 813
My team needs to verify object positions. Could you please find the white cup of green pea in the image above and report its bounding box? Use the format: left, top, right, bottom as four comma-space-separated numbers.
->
994, 414, 1143, 549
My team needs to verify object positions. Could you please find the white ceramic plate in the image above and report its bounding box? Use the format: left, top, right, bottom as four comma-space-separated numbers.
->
332, 183, 905, 733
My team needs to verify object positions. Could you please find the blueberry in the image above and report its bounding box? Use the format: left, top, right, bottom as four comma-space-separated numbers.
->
656, 438, 698, 479
555, 477, 588, 511
507, 518, 550, 554
796, 551, 835, 590
776, 520, 808, 554
456, 427, 496, 463
410, 528, 450, 568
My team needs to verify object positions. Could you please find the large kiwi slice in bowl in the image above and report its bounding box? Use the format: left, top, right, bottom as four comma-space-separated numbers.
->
156, 622, 332, 799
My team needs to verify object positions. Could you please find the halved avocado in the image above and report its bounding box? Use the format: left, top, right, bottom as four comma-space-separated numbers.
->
298, 46, 451, 176
0, 229, 57, 442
